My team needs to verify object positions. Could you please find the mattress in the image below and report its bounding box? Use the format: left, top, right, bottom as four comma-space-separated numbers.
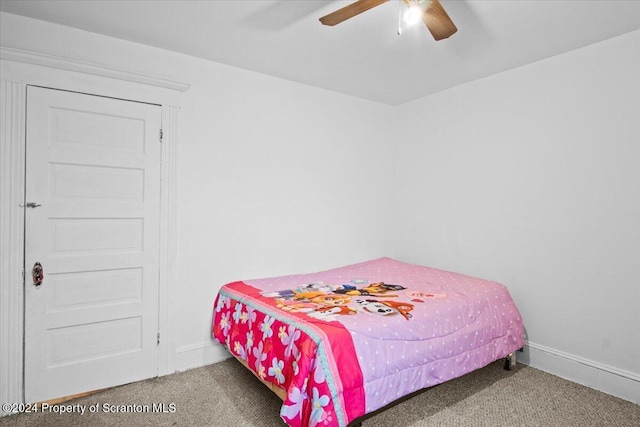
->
212, 257, 524, 427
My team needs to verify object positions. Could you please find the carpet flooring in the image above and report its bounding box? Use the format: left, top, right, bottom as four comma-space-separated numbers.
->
2, 358, 638, 426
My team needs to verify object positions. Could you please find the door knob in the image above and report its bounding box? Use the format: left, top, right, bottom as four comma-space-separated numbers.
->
32, 262, 44, 286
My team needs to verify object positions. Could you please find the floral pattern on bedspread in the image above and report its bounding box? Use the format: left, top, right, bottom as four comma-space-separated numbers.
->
213, 283, 363, 427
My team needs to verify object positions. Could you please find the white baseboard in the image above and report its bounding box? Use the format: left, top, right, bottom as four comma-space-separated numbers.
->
520, 341, 639, 404
172, 341, 640, 403
175, 342, 231, 372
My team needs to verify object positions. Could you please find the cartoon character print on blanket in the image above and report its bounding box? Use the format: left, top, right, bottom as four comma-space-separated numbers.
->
261, 281, 445, 322
355, 299, 414, 320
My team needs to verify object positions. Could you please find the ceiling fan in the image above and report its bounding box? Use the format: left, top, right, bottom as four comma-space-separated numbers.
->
319, 0, 457, 41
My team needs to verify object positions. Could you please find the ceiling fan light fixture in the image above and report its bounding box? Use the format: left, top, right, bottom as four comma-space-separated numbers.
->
403, 4, 423, 26
320, 0, 457, 42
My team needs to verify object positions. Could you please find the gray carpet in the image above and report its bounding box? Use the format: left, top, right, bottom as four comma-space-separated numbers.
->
2, 358, 638, 426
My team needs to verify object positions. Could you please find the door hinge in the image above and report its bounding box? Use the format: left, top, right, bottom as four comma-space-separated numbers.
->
157, 332, 160, 345
159, 129, 163, 143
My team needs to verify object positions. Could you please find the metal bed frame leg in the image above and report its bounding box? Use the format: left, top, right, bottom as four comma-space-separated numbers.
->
504, 352, 516, 370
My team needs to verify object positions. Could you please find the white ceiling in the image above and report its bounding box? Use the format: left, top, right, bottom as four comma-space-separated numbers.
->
1, 0, 639, 105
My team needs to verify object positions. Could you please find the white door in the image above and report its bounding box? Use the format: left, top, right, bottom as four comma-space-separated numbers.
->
24, 86, 162, 403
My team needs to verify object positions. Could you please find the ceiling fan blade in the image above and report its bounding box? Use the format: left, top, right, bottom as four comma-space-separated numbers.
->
422, 0, 457, 41
320, 0, 390, 26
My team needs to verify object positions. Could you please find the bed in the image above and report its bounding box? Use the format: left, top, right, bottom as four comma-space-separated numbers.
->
212, 257, 524, 427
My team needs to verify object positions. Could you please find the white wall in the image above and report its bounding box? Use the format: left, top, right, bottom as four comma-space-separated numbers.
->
175, 57, 395, 365
393, 30, 640, 400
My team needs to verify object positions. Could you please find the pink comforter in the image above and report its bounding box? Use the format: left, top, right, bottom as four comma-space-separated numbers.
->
212, 257, 524, 427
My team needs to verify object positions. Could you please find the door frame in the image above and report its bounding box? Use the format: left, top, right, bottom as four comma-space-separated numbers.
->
0, 47, 189, 409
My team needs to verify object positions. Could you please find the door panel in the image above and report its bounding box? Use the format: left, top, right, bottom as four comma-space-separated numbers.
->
25, 86, 162, 403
